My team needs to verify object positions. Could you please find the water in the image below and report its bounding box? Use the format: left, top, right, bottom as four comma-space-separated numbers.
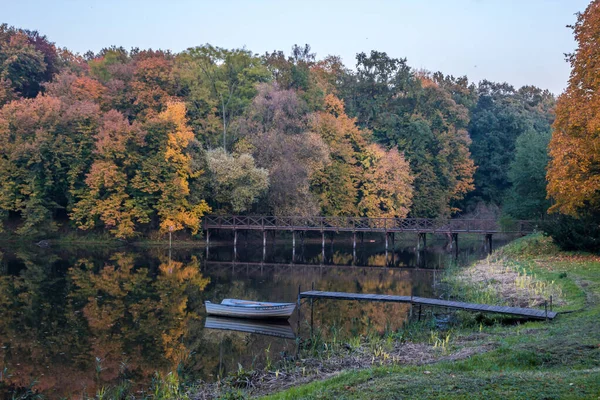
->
0, 233, 502, 398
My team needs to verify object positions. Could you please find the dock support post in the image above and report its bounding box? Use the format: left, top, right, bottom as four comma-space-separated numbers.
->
297, 285, 302, 334
550, 295, 553, 311
310, 282, 314, 335
418, 304, 422, 321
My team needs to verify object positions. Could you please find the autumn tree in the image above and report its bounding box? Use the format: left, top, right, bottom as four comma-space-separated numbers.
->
73, 102, 210, 238
357, 144, 413, 218
0, 24, 60, 99
239, 83, 329, 216
547, 1, 600, 216
131, 51, 175, 118
0, 96, 100, 235
310, 94, 412, 217
71, 110, 150, 238
310, 94, 366, 216
135, 101, 210, 234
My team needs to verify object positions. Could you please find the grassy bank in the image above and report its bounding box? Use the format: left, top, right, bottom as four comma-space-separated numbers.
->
262, 234, 600, 399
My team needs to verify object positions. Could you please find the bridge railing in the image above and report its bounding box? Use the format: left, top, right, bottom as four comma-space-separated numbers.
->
204, 216, 536, 234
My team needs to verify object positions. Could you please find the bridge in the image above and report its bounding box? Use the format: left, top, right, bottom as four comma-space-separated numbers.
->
203, 215, 537, 254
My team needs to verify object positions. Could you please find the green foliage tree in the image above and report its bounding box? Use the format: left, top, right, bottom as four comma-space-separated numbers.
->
504, 130, 552, 219
176, 45, 270, 148
466, 81, 554, 208
205, 148, 269, 213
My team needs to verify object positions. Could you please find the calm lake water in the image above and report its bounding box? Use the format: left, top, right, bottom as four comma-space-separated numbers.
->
0, 232, 504, 398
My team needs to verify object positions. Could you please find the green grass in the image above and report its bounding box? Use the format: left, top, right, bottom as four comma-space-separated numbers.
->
263, 235, 600, 400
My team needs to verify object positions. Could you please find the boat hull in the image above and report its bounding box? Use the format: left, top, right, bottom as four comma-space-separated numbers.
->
205, 300, 295, 319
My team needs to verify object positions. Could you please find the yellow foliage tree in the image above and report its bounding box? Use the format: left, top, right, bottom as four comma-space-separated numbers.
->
154, 101, 210, 233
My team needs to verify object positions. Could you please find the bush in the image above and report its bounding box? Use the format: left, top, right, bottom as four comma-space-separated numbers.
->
542, 213, 600, 253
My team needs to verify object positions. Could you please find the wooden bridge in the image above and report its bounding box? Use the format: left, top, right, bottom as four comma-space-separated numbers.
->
204, 215, 535, 234
203, 215, 537, 254
299, 290, 557, 320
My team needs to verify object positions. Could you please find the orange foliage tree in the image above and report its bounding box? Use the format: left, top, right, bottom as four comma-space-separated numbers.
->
547, 1, 600, 216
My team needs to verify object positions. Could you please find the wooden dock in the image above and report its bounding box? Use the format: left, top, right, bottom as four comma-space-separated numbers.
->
299, 290, 557, 320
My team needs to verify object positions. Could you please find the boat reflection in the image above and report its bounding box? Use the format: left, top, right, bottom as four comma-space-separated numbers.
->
205, 316, 296, 339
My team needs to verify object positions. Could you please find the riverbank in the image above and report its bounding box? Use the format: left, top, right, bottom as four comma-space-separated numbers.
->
252, 234, 600, 399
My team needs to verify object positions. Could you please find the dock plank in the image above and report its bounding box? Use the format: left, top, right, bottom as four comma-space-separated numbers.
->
299, 290, 557, 320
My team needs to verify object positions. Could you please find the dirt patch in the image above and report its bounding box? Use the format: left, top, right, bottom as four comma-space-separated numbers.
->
454, 258, 563, 308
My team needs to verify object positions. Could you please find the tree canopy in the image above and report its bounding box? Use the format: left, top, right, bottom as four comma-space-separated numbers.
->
0, 24, 560, 238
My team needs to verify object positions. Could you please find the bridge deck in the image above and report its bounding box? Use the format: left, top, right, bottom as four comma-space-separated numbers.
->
204, 216, 535, 234
300, 290, 556, 320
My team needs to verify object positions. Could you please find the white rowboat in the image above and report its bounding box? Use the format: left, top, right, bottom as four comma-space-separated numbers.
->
205, 298, 296, 319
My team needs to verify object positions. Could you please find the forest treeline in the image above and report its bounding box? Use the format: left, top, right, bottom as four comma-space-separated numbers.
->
0, 23, 557, 238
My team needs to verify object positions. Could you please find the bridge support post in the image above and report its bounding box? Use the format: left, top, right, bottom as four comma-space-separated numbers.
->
418, 232, 427, 249
233, 229, 238, 260
485, 234, 493, 255
452, 233, 459, 259
385, 232, 389, 250
353, 232, 357, 250
263, 230, 266, 248
321, 231, 325, 263
292, 231, 296, 262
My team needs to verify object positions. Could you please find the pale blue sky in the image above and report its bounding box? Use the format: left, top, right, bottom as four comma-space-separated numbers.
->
2, 0, 590, 94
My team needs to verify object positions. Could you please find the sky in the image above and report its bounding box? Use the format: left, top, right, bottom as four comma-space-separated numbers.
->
2, 0, 591, 95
